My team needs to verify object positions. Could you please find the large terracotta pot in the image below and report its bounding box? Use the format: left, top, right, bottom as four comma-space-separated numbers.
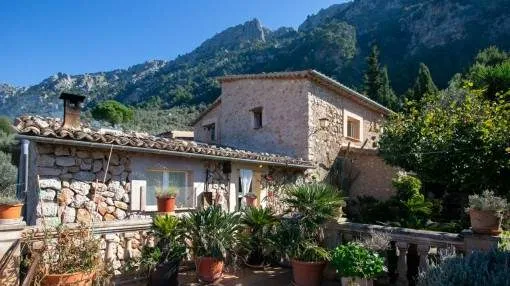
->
196, 256, 224, 283
0, 203, 23, 220
41, 271, 94, 286
291, 259, 326, 286
245, 195, 257, 207
341, 277, 374, 286
157, 196, 176, 212
469, 208, 503, 235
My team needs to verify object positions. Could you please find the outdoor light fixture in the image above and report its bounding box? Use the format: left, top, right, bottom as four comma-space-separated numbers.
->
319, 117, 329, 129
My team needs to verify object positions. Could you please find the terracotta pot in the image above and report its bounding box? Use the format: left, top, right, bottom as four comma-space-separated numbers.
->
0, 203, 23, 220
157, 196, 176, 212
41, 271, 95, 286
291, 259, 326, 286
469, 208, 503, 235
341, 277, 374, 286
245, 195, 257, 207
196, 256, 224, 283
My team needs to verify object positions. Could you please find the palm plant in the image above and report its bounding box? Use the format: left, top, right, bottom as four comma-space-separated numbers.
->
183, 206, 242, 260
241, 206, 279, 266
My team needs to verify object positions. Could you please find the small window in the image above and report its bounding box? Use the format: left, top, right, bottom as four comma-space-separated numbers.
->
346, 117, 361, 140
146, 170, 194, 210
252, 107, 263, 129
204, 123, 216, 142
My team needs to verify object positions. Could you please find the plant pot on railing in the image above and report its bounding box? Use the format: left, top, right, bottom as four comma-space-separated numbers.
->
156, 187, 178, 213
244, 193, 257, 207
0, 202, 23, 221
467, 190, 508, 235
41, 271, 95, 286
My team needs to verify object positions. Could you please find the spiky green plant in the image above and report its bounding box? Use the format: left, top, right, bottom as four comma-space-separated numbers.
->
241, 206, 278, 265
183, 206, 242, 261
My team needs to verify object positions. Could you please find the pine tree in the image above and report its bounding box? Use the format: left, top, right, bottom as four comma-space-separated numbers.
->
378, 66, 399, 110
408, 63, 438, 101
364, 45, 382, 101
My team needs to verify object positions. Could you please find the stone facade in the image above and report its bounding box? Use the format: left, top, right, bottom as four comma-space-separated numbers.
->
36, 144, 133, 225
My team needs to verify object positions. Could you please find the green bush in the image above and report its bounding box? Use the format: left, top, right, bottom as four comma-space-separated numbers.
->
241, 206, 279, 265
91, 100, 134, 125
0, 151, 18, 204
417, 250, 510, 286
331, 242, 386, 279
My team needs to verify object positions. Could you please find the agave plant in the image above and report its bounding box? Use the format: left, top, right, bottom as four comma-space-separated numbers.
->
241, 206, 279, 265
183, 206, 242, 261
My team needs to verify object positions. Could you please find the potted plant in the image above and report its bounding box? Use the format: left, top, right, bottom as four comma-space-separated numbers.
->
281, 183, 344, 286
31, 223, 101, 286
183, 206, 242, 283
0, 151, 22, 221
467, 190, 508, 235
332, 242, 386, 286
241, 206, 278, 267
244, 192, 258, 207
141, 214, 186, 286
156, 186, 177, 213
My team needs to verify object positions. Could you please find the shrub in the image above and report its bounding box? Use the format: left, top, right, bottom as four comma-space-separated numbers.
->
241, 206, 279, 265
468, 190, 508, 212
0, 151, 19, 204
91, 100, 134, 125
331, 242, 386, 279
417, 250, 510, 286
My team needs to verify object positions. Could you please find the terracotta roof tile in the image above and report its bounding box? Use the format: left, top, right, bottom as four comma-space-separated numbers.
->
14, 116, 312, 168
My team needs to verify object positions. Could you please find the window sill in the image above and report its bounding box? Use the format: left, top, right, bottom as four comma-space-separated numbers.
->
345, 136, 362, 142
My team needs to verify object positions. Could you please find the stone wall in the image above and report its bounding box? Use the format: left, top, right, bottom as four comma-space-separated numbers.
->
194, 103, 221, 144
35, 144, 133, 225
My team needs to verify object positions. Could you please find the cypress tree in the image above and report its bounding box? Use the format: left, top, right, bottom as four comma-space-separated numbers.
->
409, 63, 438, 101
364, 45, 382, 101
378, 66, 398, 110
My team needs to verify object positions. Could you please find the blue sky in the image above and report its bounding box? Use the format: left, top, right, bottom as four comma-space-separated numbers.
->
0, 0, 344, 86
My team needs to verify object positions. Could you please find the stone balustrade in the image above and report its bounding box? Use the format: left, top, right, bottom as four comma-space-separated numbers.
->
325, 221, 501, 285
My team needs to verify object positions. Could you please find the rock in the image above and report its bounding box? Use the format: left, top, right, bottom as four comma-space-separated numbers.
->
108, 181, 125, 200
76, 208, 92, 224
109, 165, 124, 176
92, 160, 102, 173
104, 214, 115, 221
76, 151, 90, 159
58, 188, 74, 206
73, 194, 89, 207
107, 206, 115, 213
39, 178, 61, 191
114, 201, 128, 210
60, 173, 73, 180
55, 156, 75, 167
39, 189, 56, 201
37, 202, 58, 217
92, 182, 107, 192
36, 217, 60, 226
102, 191, 115, 198
114, 208, 126, 220
62, 207, 76, 223
112, 260, 121, 270
92, 151, 104, 159
73, 171, 95, 182
95, 171, 111, 182
67, 166, 80, 173
80, 162, 92, 171
105, 197, 114, 205
122, 193, 130, 203
38, 145, 53, 154
38, 167, 61, 176
70, 180, 91, 195
38, 155, 55, 167
84, 201, 96, 212
98, 202, 108, 216
54, 146, 70, 156
109, 154, 120, 165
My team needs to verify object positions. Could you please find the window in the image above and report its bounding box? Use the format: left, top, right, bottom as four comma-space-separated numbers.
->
204, 123, 216, 142
346, 117, 361, 140
146, 170, 194, 210
251, 107, 263, 129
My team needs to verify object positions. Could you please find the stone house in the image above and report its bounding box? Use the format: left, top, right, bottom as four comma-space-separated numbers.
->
193, 70, 397, 200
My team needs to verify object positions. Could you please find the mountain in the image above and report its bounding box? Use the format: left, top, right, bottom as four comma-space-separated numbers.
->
2, 0, 510, 124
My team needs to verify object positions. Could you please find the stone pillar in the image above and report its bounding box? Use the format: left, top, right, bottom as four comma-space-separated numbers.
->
462, 229, 500, 254
396, 241, 409, 285
0, 222, 26, 286
417, 244, 431, 272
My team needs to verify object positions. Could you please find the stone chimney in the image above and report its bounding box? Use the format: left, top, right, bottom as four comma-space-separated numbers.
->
59, 92, 85, 129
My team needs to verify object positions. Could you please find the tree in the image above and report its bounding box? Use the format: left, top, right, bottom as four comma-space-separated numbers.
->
91, 100, 134, 125
407, 63, 438, 101
364, 45, 382, 101
379, 66, 399, 110
467, 47, 510, 100
0, 116, 13, 135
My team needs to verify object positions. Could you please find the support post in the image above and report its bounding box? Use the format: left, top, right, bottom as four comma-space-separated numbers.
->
396, 241, 409, 285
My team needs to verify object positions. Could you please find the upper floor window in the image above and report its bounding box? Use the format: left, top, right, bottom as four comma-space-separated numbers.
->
204, 123, 216, 142
251, 107, 263, 129
344, 110, 363, 142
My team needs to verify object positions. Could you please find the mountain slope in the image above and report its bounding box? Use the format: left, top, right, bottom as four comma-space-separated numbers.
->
1, 0, 510, 121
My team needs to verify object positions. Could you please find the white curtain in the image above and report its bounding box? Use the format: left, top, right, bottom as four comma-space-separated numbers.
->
240, 169, 253, 195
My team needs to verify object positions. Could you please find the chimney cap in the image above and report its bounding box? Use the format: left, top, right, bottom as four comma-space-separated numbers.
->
59, 92, 85, 102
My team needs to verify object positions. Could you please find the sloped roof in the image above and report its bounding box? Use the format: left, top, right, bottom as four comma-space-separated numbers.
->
14, 116, 312, 168
217, 69, 392, 115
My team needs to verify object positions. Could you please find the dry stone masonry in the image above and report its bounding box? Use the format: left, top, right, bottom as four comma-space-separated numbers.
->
36, 144, 132, 225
